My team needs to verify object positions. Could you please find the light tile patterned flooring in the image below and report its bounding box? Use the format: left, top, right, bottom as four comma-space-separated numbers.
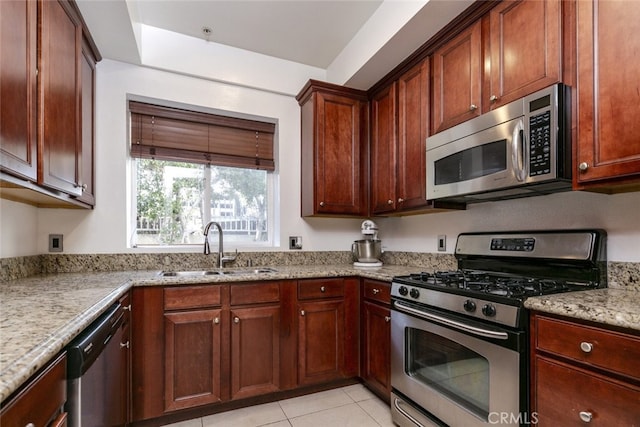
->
165, 384, 394, 427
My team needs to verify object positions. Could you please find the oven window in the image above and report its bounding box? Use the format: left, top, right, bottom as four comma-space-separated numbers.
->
434, 140, 506, 185
406, 328, 489, 419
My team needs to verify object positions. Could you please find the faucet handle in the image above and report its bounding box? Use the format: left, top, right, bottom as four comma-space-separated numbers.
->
221, 249, 238, 265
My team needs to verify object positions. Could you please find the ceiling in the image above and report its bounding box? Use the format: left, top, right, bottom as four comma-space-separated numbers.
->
76, 0, 474, 91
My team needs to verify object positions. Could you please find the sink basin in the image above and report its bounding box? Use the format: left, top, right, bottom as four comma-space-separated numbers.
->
159, 267, 278, 277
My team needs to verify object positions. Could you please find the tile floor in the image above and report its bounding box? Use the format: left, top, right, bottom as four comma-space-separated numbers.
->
165, 384, 394, 427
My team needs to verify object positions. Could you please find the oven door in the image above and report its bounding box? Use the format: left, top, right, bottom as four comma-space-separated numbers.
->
426, 116, 525, 201
391, 300, 526, 427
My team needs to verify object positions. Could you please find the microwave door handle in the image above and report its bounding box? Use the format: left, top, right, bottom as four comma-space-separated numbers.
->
511, 119, 526, 182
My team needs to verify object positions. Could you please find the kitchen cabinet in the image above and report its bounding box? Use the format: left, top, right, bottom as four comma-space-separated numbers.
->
0, 0, 99, 207
360, 279, 391, 400
574, 0, 640, 191
0, 0, 37, 181
297, 80, 369, 217
132, 281, 292, 423
531, 313, 640, 425
297, 278, 359, 385
0, 352, 67, 427
118, 292, 132, 425
432, 0, 561, 133
370, 59, 461, 215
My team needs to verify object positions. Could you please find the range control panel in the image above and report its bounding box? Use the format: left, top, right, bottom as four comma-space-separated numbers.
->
490, 238, 535, 252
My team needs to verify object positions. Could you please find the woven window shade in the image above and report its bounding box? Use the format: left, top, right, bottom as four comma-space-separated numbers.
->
129, 101, 275, 171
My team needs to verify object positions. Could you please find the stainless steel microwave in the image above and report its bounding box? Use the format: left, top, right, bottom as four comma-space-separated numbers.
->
426, 84, 571, 203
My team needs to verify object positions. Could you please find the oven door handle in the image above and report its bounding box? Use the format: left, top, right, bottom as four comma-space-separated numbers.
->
393, 301, 509, 340
511, 118, 526, 182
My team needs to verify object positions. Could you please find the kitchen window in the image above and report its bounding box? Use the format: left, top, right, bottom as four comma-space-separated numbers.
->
129, 101, 276, 247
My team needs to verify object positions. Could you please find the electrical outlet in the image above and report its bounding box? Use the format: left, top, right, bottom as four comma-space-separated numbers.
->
289, 236, 302, 250
49, 234, 63, 252
437, 235, 446, 252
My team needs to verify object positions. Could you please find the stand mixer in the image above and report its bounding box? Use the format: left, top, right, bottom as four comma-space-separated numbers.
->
352, 220, 383, 267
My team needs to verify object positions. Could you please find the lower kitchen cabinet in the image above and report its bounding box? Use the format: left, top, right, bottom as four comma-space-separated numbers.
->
296, 278, 359, 386
531, 313, 640, 425
360, 279, 391, 400
0, 352, 68, 427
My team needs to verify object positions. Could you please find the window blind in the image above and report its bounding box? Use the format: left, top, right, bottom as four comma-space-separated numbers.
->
129, 101, 275, 171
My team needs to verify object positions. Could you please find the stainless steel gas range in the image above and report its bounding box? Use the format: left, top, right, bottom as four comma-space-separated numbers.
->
390, 230, 607, 427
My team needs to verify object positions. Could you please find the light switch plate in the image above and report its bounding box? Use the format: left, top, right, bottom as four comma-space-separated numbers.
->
49, 234, 63, 252
437, 235, 446, 252
289, 236, 302, 250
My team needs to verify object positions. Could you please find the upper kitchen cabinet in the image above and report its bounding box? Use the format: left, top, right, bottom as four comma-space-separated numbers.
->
0, 0, 37, 181
371, 59, 464, 215
432, 0, 562, 133
0, 0, 100, 208
487, 0, 561, 109
297, 80, 369, 217
574, 0, 640, 191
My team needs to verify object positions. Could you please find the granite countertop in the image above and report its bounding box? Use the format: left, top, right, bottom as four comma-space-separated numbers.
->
1, 264, 639, 404
524, 288, 640, 332
0, 264, 415, 403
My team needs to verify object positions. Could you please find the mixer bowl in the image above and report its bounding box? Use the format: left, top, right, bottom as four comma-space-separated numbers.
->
352, 239, 383, 263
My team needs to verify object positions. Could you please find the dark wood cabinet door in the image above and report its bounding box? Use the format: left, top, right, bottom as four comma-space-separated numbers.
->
488, 0, 561, 109
164, 308, 223, 411
299, 81, 368, 217
38, 0, 82, 196
362, 301, 391, 399
230, 305, 280, 400
575, 0, 640, 187
397, 59, 430, 211
0, 0, 37, 180
297, 299, 345, 385
75, 44, 95, 205
432, 20, 482, 133
370, 83, 398, 214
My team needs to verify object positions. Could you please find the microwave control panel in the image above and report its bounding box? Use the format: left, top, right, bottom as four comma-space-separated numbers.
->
528, 110, 552, 176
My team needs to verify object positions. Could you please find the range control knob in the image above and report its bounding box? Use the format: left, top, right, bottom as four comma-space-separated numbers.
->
398, 286, 408, 296
463, 300, 476, 312
482, 304, 497, 317
409, 288, 420, 299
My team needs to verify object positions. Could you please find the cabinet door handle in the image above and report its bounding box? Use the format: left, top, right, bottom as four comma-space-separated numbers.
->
300, 310, 305, 316
384, 316, 391, 323
387, 199, 393, 205
120, 341, 130, 349
469, 104, 478, 111
319, 202, 325, 207
578, 162, 589, 172
579, 411, 593, 422
214, 317, 220, 324
489, 95, 498, 102
372, 288, 380, 294
580, 342, 593, 353
234, 317, 240, 324
320, 286, 326, 292
122, 304, 131, 311
26, 423, 36, 427
397, 198, 404, 203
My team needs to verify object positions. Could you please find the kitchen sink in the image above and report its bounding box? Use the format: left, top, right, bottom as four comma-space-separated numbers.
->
159, 267, 278, 277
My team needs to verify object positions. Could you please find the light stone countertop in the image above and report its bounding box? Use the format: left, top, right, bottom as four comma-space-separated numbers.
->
0, 264, 416, 403
1, 264, 639, 404
524, 288, 640, 332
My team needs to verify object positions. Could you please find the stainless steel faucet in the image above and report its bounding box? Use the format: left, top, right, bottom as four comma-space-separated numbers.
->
203, 221, 237, 268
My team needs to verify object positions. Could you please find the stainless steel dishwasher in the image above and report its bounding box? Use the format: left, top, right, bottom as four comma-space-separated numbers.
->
66, 302, 128, 427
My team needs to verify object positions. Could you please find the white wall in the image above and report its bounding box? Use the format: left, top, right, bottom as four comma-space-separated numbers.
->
2, 59, 639, 262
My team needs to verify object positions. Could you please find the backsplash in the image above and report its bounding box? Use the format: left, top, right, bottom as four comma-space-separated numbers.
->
1, 252, 638, 291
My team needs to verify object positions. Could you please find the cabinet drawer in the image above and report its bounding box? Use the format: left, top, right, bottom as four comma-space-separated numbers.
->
230, 282, 280, 305
534, 356, 640, 426
534, 316, 640, 380
362, 280, 390, 305
164, 285, 222, 310
298, 279, 344, 300
1, 352, 67, 426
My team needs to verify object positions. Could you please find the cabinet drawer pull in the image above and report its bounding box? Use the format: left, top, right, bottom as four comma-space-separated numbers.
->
580, 342, 593, 353
214, 317, 220, 324
372, 288, 380, 294
122, 304, 131, 311
26, 423, 35, 427
489, 95, 498, 102
319, 202, 325, 207
385, 316, 391, 323
469, 104, 478, 111
579, 411, 593, 422
120, 341, 130, 349
301, 310, 305, 316
234, 317, 240, 324
398, 198, 404, 203
320, 286, 326, 292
